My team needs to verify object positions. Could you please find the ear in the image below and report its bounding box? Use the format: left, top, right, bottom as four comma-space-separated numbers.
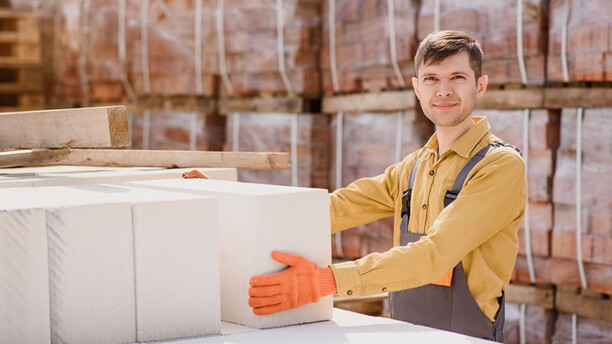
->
412, 77, 420, 99
476, 74, 488, 98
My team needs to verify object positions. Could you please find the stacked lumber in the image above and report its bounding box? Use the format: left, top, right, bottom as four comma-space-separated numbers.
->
330, 111, 433, 258
224, 112, 331, 188
0, 8, 45, 110
217, 0, 321, 96
321, 0, 418, 94
548, 0, 612, 82
480, 110, 560, 272
417, 0, 547, 86
130, 110, 226, 151
549, 108, 612, 294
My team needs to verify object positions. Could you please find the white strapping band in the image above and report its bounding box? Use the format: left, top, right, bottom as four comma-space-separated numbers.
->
276, 0, 295, 94
190, 113, 198, 151
334, 112, 345, 257
328, 0, 340, 93
79, 0, 91, 104
561, 0, 571, 82
575, 107, 587, 289
232, 113, 240, 152
140, 0, 151, 94
291, 114, 299, 186
216, 0, 234, 94
433, 0, 440, 31
523, 109, 536, 284
516, 0, 528, 85
118, 0, 135, 99
395, 111, 404, 162
195, 0, 203, 95
519, 303, 527, 344
387, 0, 405, 88
142, 110, 151, 150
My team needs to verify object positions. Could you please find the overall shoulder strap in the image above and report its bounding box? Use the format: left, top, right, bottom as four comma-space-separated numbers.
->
443, 141, 521, 207
401, 153, 426, 216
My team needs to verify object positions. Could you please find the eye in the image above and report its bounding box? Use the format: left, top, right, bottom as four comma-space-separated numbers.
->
423, 76, 437, 82
452, 75, 466, 80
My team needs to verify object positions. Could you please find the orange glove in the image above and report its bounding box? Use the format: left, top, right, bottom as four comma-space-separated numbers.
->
182, 170, 208, 179
248, 251, 337, 316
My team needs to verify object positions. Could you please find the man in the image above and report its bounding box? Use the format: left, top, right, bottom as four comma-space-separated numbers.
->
247, 30, 526, 342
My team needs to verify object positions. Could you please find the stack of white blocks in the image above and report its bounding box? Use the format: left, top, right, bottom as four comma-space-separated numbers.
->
0, 184, 220, 343
0, 176, 333, 343
128, 179, 333, 329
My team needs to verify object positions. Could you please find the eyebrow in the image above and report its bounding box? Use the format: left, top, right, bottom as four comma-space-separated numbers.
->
420, 71, 469, 78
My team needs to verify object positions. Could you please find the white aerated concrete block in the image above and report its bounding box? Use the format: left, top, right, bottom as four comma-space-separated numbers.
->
0, 167, 237, 188
0, 185, 220, 343
128, 179, 332, 329
0, 208, 50, 344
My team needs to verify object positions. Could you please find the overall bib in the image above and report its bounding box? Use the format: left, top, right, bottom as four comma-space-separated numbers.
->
389, 142, 518, 342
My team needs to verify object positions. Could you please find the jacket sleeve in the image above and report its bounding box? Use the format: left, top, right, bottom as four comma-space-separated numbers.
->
329, 151, 417, 234
331, 149, 526, 296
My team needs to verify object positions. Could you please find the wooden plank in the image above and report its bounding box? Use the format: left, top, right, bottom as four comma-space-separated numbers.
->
544, 87, 612, 108
556, 289, 612, 322
0, 148, 70, 168
218, 96, 312, 114
476, 89, 544, 110
505, 283, 555, 309
322, 90, 415, 113
0, 148, 290, 170
124, 95, 216, 113
63, 149, 290, 170
0, 106, 130, 149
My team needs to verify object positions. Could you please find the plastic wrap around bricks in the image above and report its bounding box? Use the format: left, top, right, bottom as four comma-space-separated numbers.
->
0, 184, 220, 344
0, 167, 237, 188
128, 179, 333, 329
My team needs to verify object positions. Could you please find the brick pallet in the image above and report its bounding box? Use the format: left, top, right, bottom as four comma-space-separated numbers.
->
0, 9, 44, 110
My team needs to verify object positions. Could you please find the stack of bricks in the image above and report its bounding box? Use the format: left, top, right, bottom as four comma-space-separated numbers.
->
224, 113, 331, 189
51, 0, 82, 103
86, 0, 138, 102
330, 111, 433, 258
504, 303, 557, 344
216, 0, 321, 96
479, 110, 560, 285
321, 0, 418, 94
130, 110, 226, 151
548, 0, 612, 82
130, 0, 217, 96
418, 0, 547, 86
552, 313, 612, 343
549, 108, 612, 294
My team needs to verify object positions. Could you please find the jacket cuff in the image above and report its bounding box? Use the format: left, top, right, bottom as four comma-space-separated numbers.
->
318, 267, 338, 296
330, 261, 362, 297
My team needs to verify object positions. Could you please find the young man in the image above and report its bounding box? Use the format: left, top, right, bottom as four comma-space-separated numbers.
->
248, 30, 526, 342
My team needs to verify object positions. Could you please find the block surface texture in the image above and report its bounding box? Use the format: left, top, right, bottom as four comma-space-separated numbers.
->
128, 179, 333, 329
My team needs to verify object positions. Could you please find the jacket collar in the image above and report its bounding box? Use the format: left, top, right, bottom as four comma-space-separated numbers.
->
423, 116, 490, 159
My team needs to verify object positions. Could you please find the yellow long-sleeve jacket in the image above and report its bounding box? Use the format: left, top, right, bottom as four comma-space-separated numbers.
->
329, 116, 526, 321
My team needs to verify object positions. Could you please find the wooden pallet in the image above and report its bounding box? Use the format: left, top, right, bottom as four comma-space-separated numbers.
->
0, 92, 44, 111
0, 66, 43, 91
0, 10, 40, 65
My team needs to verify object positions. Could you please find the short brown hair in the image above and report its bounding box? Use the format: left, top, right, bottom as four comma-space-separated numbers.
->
414, 30, 483, 79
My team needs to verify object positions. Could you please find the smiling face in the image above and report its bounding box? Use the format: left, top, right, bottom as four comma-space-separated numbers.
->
412, 51, 488, 128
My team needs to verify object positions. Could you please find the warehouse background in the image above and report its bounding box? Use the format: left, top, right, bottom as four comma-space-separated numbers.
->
2, 0, 612, 343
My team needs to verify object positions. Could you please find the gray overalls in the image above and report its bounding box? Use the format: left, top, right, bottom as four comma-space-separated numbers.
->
389, 142, 519, 342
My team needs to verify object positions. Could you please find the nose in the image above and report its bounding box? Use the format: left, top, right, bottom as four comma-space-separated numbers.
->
436, 80, 453, 98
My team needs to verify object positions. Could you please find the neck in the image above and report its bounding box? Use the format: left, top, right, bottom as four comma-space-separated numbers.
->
436, 116, 474, 157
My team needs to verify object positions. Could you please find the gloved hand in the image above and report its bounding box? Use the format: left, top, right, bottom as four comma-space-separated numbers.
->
248, 251, 337, 316
182, 170, 208, 179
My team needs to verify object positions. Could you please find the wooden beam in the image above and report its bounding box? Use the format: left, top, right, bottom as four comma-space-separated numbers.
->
506, 283, 555, 309
323, 90, 415, 113
0, 149, 290, 170
0, 148, 70, 168
476, 89, 544, 110
544, 87, 612, 108
218, 96, 316, 114
125, 95, 216, 113
556, 289, 612, 322
0, 106, 130, 149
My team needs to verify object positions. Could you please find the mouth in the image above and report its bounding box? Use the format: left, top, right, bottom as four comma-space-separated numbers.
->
433, 102, 458, 110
